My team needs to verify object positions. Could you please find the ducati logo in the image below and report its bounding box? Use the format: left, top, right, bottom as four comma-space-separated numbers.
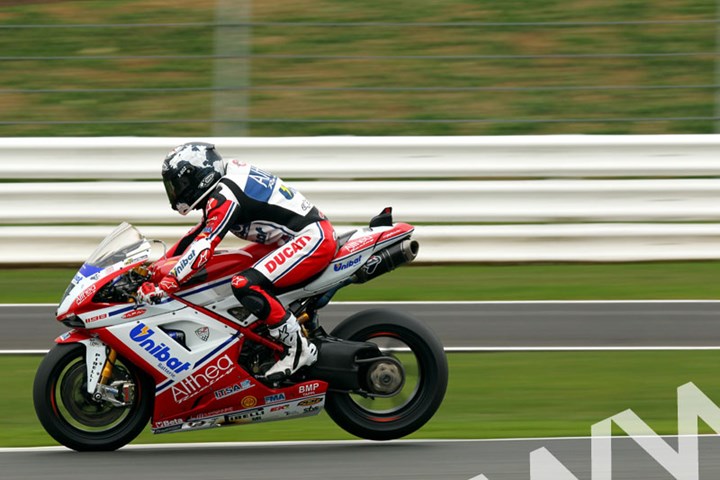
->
195, 327, 210, 342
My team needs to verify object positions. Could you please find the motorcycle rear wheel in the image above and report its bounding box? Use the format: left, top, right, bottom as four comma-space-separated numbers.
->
33, 343, 153, 451
325, 309, 448, 440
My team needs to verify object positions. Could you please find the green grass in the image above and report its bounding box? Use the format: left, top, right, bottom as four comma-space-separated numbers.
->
3, 262, 719, 304
4, 351, 720, 447
0, 0, 717, 136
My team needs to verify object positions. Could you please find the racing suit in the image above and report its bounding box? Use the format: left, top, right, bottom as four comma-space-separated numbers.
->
142, 159, 337, 378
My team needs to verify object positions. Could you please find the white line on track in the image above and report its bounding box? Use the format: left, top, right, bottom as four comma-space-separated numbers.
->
3, 434, 719, 453
5, 345, 720, 355
2, 300, 720, 308
4, 301, 719, 355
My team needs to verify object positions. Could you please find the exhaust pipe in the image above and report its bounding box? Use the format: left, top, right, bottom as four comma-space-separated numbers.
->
352, 239, 419, 284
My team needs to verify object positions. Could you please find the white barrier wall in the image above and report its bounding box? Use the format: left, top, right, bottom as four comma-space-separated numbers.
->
3, 135, 720, 179
1, 135, 719, 264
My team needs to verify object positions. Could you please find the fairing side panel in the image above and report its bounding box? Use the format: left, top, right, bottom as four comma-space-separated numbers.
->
292, 223, 414, 296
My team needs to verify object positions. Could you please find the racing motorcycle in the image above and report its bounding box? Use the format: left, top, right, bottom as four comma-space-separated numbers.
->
33, 208, 448, 451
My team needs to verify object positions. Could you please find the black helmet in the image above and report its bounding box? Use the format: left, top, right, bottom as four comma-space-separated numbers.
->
162, 142, 225, 215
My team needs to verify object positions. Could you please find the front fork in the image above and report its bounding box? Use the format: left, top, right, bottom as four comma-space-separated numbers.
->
83, 338, 135, 407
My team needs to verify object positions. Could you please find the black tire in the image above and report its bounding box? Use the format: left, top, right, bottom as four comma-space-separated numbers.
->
324, 309, 448, 440
33, 343, 153, 451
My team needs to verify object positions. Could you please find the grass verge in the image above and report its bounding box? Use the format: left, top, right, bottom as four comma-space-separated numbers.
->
3, 351, 719, 447
3, 262, 720, 304
0, 0, 716, 136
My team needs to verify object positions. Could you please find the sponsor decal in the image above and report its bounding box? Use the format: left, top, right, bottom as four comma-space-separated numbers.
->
171, 354, 235, 403
154, 418, 183, 429
343, 236, 374, 253
73, 273, 83, 284
88, 340, 104, 383
189, 406, 234, 421
155, 424, 183, 434
241, 396, 258, 408
192, 248, 211, 270
124, 254, 149, 266
249, 166, 276, 189
59, 331, 73, 341
299, 382, 321, 396
195, 327, 210, 342
170, 249, 197, 278
75, 284, 96, 305
129, 324, 191, 378
270, 404, 289, 412
198, 172, 217, 189
278, 184, 295, 200
214, 379, 254, 400
333, 256, 362, 272
303, 406, 321, 414
122, 308, 146, 320
254, 226, 268, 244
231, 276, 248, 289
363, 255, 382, 276
85, 313, 108, 323
298, 397, 322, 407
300, 199, 312, 212
159, 276, 178, 291
226, 408, 264, 424
264, 393, 286, 404
185, 418, 219, 430
264, 236, 312, 274
205, 197, 219, 213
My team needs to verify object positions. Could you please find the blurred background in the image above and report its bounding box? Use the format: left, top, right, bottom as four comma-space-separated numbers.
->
0, 0, 718, 137
1, 0, 720, 465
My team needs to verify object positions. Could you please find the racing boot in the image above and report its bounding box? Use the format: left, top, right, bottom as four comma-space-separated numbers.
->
265, 313, 318, 381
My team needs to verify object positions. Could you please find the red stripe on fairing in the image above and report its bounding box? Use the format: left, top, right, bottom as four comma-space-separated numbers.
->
376, 223, 414, 245
333, 223, 414, 262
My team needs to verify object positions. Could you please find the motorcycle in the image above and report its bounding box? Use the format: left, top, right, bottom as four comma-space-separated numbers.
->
33, 208, 448, 451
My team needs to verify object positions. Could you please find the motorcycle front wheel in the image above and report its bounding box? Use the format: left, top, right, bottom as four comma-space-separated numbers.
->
33, 343, 153, 451
325, 309, 448, 440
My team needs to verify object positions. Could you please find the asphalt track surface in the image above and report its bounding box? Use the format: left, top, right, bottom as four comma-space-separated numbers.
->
3, 437, 720, 480
2, 301, 720, 350
4, 303, 720, 479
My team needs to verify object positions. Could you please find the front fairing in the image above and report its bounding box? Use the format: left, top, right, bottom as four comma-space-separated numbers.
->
57, 223, 152, 321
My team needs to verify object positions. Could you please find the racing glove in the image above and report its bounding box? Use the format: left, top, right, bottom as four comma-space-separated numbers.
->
136, 276, 179, 304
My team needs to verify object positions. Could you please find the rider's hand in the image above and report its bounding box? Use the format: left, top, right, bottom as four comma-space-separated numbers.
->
136, 282, 166, 304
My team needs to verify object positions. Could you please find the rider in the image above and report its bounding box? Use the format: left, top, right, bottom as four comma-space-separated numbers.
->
136, 142, 337, 380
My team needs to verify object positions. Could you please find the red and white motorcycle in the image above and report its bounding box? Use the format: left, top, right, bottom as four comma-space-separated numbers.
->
33, 208, 448, 451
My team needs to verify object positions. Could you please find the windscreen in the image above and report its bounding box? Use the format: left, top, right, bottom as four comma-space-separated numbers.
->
59, 223, 149, 304
84, 223, 146, 269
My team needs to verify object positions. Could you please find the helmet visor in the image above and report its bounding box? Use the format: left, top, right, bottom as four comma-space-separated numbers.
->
163, 175, 193, 211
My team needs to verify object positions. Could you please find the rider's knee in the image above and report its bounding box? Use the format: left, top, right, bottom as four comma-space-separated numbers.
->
231, 269, 273, 319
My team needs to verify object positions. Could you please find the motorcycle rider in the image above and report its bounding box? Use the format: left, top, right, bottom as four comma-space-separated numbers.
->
136, 142, 337, 380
